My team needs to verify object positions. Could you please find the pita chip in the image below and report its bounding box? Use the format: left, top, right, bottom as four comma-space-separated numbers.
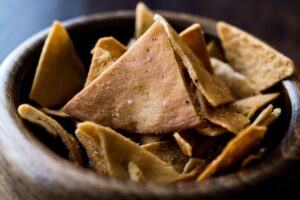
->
173, 132, 198, 157
128, 161, 146, 182
197, 91, 250, 134
217, 21, 294, 91
172, 165, 203, 182
29, 21, 86, 108
207, 40, 224, 60
182, 158, 206, 174
63, 22, 201, 134
85, 37, 127, 86
232, 93, 280, 118
252, 104, 281, 126
155, 14, 235, 106
135, 2, 154, 38
210, 58, 258, 98
18, 104, 83, 165
41, 108, 70, 118
139, 134, 162, 145
77, 122, 179, 182
75, 125, 109, 175
142, 140, 189, 173
179, 24, 213, 72
197, 125, 267, 181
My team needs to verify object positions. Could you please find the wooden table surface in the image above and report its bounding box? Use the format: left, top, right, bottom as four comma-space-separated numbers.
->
0, 0, 300, 199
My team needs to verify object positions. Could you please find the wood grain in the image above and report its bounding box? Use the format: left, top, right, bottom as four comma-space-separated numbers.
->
0, 11, 300, 200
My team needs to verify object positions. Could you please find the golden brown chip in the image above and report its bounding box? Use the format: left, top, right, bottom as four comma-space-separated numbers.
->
252, 104, 281, 126
197, 91, 250, 134
232, 93, 280, 118
63, 22, 201, 134
18, 104, 83, 165
173, 132, 197, 157
217, 21, 294, 91
142, 140, 189, 173
75, 127, 108, 175
135, 2, 154, 38
77, 122, 179, 182
179, 24, 213, 73
41, 108, 70, 118
172, 165, 203, 182
194, 120, 227, 137
241, 148, 266, 168
196, 125, 267, 181
182, 158, 206, 174
155, 14, 235, 106
210, 58, 258, 98
29, 21, 86, 108
128, 161, 146, 182
206, 40, 224, 60
85, 37, 127, 86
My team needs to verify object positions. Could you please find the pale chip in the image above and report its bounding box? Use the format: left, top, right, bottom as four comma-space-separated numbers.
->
18, 104, 83, 165
173, 132, 197, 157
128, 161, 146, 182
252, 104, 281, 126
182, 158, 206, 174
135, 2, 154, 38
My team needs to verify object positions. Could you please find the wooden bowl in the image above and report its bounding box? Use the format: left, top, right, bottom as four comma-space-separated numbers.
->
0, 11, 300, 200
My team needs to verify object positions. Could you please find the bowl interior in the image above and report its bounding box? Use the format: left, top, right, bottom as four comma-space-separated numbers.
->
1, 11, 297, 199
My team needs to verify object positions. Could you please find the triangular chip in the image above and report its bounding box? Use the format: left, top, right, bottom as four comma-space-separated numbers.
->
135, 2, 154, 38
206, 40, 224, 60
210, 58, 258, 98
77, 122, 179, 182
155, 14, 235, 106
217, 21, 294, 91
196, 90, 250, 134
232, 93, 280, 118
179, 23, 213, 73
29, 21, 86, 107
63, 22, 201, 134
18, 104, 83, 165
173, 132, 197, 157
197, 125, 267, 181
142, 140, 189, 173
85, 37, 127, 86
75, 125, 108, 175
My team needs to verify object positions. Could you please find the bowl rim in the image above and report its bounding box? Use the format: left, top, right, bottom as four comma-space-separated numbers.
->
0, 10, 300, 198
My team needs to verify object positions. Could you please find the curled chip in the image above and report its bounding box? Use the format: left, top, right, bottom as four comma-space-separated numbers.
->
154, 14, 235, 107
210, 57, 258, 98
29, 21, 86, 108
85, 37, 127, 86
142, 140, 189, 173
18, 104, 83, 165
77, 122, 179, 182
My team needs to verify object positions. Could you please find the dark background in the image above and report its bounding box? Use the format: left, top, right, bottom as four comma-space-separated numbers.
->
0, 0, 300, 199
0, 0, 299, 67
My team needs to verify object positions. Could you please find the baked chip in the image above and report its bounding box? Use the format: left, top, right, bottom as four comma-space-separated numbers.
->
142, 140, 189, 173
154, 14, 235, 106
63, 22, 201, 134
206, 40, 224, 60
128, 161, 146, 182
182, 158, 206, 174
197, 125, 267, 181
179, 24, 213, 72
217, 21, 294, 91
210, 58, 258, 98
41, 108, 70, 118
197, 91, 250, 134
252, 104, 281, 126
173, 132, 197, 157
135, 2, 154, 38
232, 93, 280, 118
18, 104, 83, 165
75, 126, 109, 175
139, 134, 162, 145
77, 122, 179, 182
29, 21, 86, 108
85, 37, 127, 86
172, 165, 203, 182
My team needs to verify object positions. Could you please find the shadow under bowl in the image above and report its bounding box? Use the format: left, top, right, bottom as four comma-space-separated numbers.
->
0, 11, 300, 200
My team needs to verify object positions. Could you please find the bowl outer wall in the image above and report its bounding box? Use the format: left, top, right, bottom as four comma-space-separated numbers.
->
0, 11, 300, 200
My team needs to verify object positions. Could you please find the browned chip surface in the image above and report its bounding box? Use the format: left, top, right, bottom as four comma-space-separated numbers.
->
142, 140, 189, 173
63, 22, 201, 134
18, 104, 83, 165
135, 2, 154, 38
179, 24, 213, 73
155, 14, 235, 106
75, 125, 109, 175
85, 37, 127, 86
197, 125, 267, 181
77, 122, 179, 182
29, 21, 85, 108
217, 21, 294, 91
197, 91, 250, 134
232, 93, 280, 118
